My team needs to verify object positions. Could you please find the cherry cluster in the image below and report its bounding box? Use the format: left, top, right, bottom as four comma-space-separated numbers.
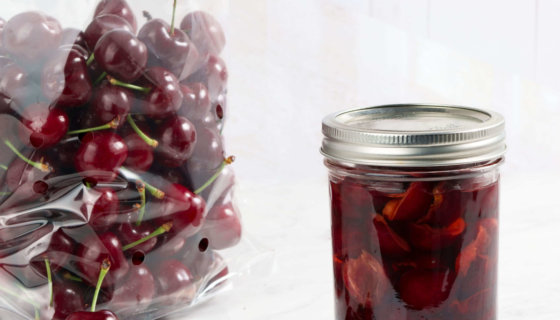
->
0, 1, 240, 319
330, 172, 499, 320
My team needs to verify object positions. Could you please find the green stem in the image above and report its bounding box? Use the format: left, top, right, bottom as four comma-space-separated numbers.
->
63, 272, 83, 282
135, 181, 147, 226
45, 258, 53, 307
119, 167, 165, 199
109, 76, 151, 93
0, 192, 11, 196
122, 222, 173, 251
91, 259, 111, 312
127, 115, 158, 147
170, 0, 178, 35
86, 53, 95, 66
67, 117, 120, 135
4, 140, 51, 172
194, 156, 235, 195
93, 71, 108, 86
0, 164, 7, 170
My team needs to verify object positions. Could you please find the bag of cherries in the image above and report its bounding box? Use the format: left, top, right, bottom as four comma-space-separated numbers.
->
0, 0, 241, 319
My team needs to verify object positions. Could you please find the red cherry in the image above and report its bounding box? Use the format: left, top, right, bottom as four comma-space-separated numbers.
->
3, 11, 62, 64
94, 29, 148, 82
95, 0, 138, 33
138, 19, 199, 80
75, 132, 128, 183
153, 259, 195, 305
188, 54, 228, 97
179, 82, 211, 120
187, 126, 223, 172
123, 133, 154, 172
0, 59, 27, 109
66, 310, 118, 320
109, 264, 155, 309
116, 222, 158, 254
140, 67, 183, 118
84, 14, 134, 51
382, 182, 432, 222
19, 103, 69, 149
77, 232, 129, 288
83, 188, 119, 231
202, 202, 241, 250
52, 280, 84, 320
41, 47, 92, 108
30, 229, 74, 277
156, 183, 206, 237
180, 11, 225, 56
408, 217, 466, 251
154, 116, 197, 168
90, 82, 132, 127
342, 251, 389, 307
418, 182, 464, 227
371, 215, 411, 257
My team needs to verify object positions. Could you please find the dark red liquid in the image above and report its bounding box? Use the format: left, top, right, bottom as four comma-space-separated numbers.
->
329, 162, 499, 320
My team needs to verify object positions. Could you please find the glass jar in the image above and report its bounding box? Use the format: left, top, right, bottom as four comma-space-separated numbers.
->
321, 105, 506, 320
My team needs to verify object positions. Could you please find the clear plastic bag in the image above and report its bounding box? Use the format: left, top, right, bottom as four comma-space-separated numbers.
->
0, 1, 243, 319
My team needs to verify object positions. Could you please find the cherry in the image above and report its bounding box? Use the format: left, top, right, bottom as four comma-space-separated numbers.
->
187, 54, 228, 97
95, 0, 138, 33
41, 47, 92, 108
382, 181, 432, 222
202, 202, 241, 250
398, 269, 455, 309
90, 82, 132, 127
342, 251, 388, 307
19, 103, 69, 149
179, 82, 211, 121
109, 264, 155, 309
138, 19, 199, 80
116, 222, 158, 253
30, 229, 74, 277
4, 149, 51, 191
66, 310, 119, 320
156, 183, 206, 237
188, 126, 224, 173
77, 232, 129, 288
152, 259, 195, 305
408, 217, 466, 251
3, 11, 62, 64
371, 214, 411, 257
83, 14, 134, 52
140, 66, 183, 118
154, 115, 197, 168
123, 133, 154, 172
74, 132, 128, 183
94, 29, 148, 82
52, 280, 84, 320
0, 58, 27, 108
83, 188, 119, 231
180, 11, 225, 56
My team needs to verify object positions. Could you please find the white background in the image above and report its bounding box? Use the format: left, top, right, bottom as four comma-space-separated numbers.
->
2, 0, 560, 319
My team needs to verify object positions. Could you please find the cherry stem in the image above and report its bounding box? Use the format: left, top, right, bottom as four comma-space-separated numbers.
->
93, 71, 108, 86
4, 139, 52, 172
0, 191, 11, 196
91, 259, 111, 312
194, 156, 235, 195
135, 181, 147, 226
45, 258, 53, 307
170, 0, 178, 36
122, 222, 173, 251
6, 283, 40, 320
67, 116, 120, 135
86, 53, 95, 66
63, 272, 83, 282
109, 76, 151, 93
0, 164, 7, 170
127, 115, 158, 147
119, 167, 166, 199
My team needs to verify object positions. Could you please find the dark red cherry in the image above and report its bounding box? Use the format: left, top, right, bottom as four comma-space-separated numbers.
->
0, 59, 27, 108
138, 19, 199, 80
41, 47, 92, 108
398, 269, 455, 309
20, 103, 69, 149
83, 14, 134, 51
77, 232, 129, 288
90, 82, 132, 127
31, 229, 74, 276
94, 29, 147, 82
202, 202, 241, 250
188, 54, 227, 97
123, 133, 153, 172
382, 182, 432, 222
66, 310, 118, 320
153, 259, 195, 304
83, 188, 119, 230
3, 11, 62, 64
75, 132, 128, 182
95, 0, 138, 33
371, 215, 411, 257
188, 126, 224, 171
180, 11, 225, 56
154, 116, 196, 168
110, 264, 155, 309
52, 280, 84, 320
179, 82, 210, 120
156, 183, 206, 237
116, 222, 158, 253
141, 66, 183, 118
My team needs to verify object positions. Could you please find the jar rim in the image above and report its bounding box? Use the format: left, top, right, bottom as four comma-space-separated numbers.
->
321, 104, 506, 167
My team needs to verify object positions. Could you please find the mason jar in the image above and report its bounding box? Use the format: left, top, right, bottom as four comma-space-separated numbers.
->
321, 104, 505, 320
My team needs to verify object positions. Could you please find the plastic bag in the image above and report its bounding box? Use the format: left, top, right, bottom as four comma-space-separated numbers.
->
0, 0, 242, 319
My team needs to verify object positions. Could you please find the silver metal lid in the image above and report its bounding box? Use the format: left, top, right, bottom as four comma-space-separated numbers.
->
321, 104, 506, 167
